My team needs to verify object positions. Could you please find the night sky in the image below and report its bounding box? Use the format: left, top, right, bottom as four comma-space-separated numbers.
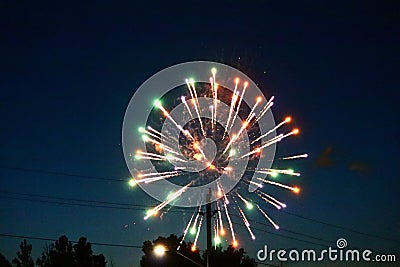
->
1, 1, 399, 266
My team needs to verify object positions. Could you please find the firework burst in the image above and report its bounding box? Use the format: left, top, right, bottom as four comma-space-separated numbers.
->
125, 63, 307, 250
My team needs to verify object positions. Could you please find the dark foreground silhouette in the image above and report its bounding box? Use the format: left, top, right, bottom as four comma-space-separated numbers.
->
0, 236, 105, 267
140, 234, 256, 267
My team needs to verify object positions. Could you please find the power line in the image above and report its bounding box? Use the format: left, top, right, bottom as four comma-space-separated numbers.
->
0, 188, 399, 247
228, 213, 333, 246
0, 233, 142, 248
0, 192, 338, 248
0, 165, 126, 182
0, 190, 155, 208
1, 164, 399, 244
0, 195, 147, 212
0, 194, 189, 214
0, 197, 394, 261
1, 189, 398, 245
228, 218, 329, 248
253, 199, 400, 244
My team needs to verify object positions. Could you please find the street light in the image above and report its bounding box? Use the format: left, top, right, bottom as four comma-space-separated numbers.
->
153, 244, 166, 257
153, 244, 204, 267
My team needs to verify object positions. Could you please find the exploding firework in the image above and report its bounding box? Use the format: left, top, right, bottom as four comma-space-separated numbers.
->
123, 62, 307, 250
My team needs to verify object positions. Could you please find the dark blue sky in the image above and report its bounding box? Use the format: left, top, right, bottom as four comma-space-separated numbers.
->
1, 1, 399, 266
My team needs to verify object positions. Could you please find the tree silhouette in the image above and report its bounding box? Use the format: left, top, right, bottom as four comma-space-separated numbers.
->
36, 235, 106, 267
74, 237, 93, 267
12, 239, 34, 267
0, 253, 12, 267
140, 234, 256, 267
207, 244, 256, 267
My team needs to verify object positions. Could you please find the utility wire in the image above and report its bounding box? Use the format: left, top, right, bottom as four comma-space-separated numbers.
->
0, 191, 366, 246
1, 164, 399, 244
253, 199, 400, 244
229, 218, 329, 248
0, 233, 142, 248
0, 165, 125, 182
0, 197, 394, 259
1, 189, 398, 245
0, 193, 341, 248
0, 190, 155, 208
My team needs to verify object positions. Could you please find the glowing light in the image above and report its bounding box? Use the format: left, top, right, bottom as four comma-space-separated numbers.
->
292, 128, 300, 135
224, 166, 233, 172
128, 178, 136, 187
153, 99, 161, 108
246, 203, 254, 210
214, 236, 221, 244
232, 240, 239, 248
190, 227, 196, 235
229, 149, 236, 157
270, 172, 278, 178
191, 245, 196, 252
211, 67, 217, 75
154, 245, 166, 256
138, 126, 145, 133
145, 209, 155, 218
285, 116, 292, 123
155, 143, 163, 152
292, 187, 301, 194
193, 153, 203, 161
257, 96, 262, 103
